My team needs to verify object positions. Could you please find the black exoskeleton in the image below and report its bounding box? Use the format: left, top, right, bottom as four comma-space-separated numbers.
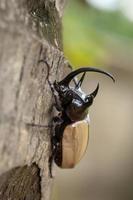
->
43, 61, 115, 177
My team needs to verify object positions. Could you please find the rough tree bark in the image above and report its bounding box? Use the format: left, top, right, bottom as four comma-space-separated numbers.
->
0, 0, 68, 199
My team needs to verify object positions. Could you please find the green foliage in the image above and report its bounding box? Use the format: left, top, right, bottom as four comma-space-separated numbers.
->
63, 0, 133, 68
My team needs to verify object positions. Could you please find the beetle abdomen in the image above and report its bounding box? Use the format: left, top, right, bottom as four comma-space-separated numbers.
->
60, 119, 89, 168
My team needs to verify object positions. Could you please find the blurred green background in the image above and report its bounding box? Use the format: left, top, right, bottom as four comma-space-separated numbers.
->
52, 0, 133, 200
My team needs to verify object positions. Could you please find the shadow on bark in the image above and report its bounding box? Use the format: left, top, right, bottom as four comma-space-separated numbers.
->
0, 164, 41, 200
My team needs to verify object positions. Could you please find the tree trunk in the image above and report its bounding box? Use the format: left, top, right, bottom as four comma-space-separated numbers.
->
0, 0, 68, 199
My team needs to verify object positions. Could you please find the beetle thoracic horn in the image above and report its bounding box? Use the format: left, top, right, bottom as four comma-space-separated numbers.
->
75, 72, 86, 89
58, 67, 115, 86
89, 82, 99, 98
84, 83, 99, 107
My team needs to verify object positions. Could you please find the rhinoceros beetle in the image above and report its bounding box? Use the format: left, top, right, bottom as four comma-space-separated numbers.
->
42, 61, 115, 178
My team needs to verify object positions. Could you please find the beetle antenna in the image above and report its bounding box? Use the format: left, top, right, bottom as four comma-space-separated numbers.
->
25, 123, 53, 128
75, 72, 86, 89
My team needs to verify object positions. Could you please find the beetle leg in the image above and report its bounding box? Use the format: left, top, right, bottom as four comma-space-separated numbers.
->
39, 59, 63, 112
25, 123, 53, 128
49, 141, 60, 178
47, 82, 62, 111
49, 146, 55, 178
53, 115, 63, 124
49, 116, 64, 177
53, 100, 63, 112
49, 152, 53, 178
49, 128, 61, 178
45, 78, 62, 111
49, 125, 56, 178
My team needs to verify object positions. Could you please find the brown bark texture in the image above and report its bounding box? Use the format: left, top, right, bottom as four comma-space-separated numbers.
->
0, 0, 68, 199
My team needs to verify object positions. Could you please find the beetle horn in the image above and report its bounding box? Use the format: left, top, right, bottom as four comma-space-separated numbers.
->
89, 82, 99, 98
75, 72, 86, 89
84, 83, 99, 107
58, 67, 115, 86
